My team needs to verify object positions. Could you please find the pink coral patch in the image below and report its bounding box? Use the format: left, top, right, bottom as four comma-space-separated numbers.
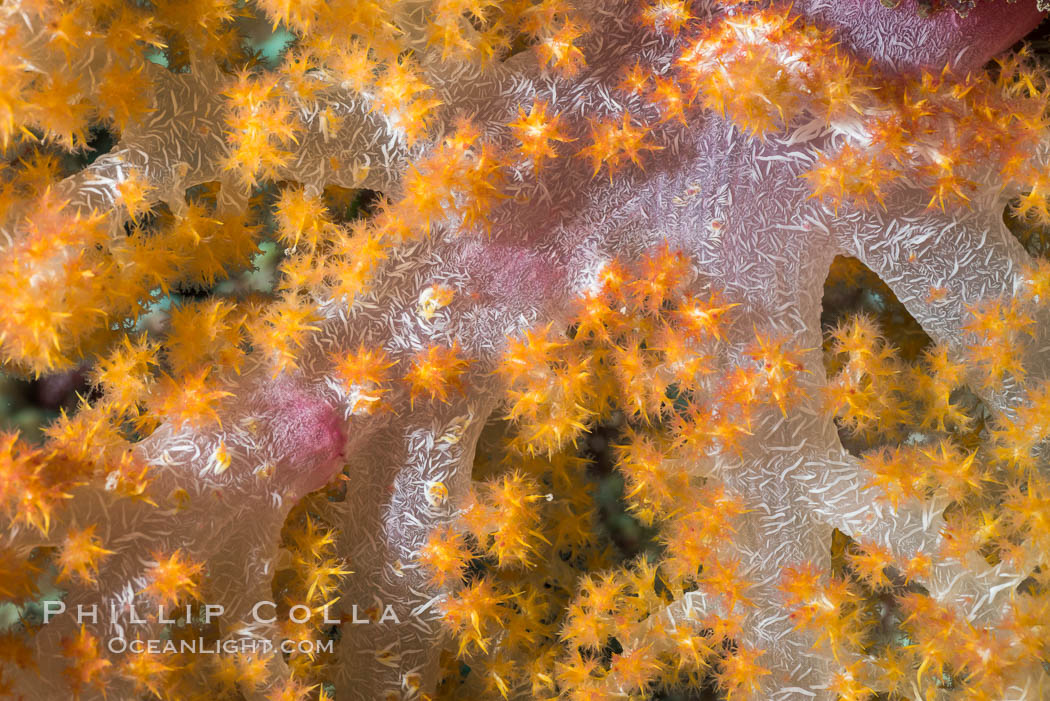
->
458, 240, 562, 308
264, 378, 346, 494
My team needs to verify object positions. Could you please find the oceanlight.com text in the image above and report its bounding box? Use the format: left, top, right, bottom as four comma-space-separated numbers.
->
106, 637, 336, 656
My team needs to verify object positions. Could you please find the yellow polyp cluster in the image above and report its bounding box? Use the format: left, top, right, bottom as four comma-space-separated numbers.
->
714, 644, 770, 701
96, 62, 152, 133
68, 0, 671, 410
647, 76, 689, 126
165, 300, 248, 376
425, 243, 819, 698
41, 489, 349, 701
428, 234, 1050, 699
89, 338, 159, 427
615, 428, 688, 522
221, 0, 595, 176
223, 69, 305, 189
0, 0, 177, 145
961, 294, 1035, 391
0, 430, 91, 536
424, 0, 512, 64
331, 339, 476, 414
805, 275, 1050, 699
990, 379, 1050, 476
677, 8, 815, 138
147, 366, 234, 430
272, 503, 348, 683
823, 314, 918, 441
890, 591, 1043, 701
0, 178, 262, 383
744, 333, 809, 418
674, 7, 1050, 213
781, 563, 871, 655
577, 112, 661, 183
0, 546, 41, 603
638, 0, 692, 36
400, 119, 508, 234
331, 343, 396, 413
274, 185, 334, 252
114, 170, 156, 220
0, 192, 110, 372
117, 647, 179, 698
418, 524, 475, 590
62, 626, 113, 698
464, 470, 551, 568
269, 678, 324, 701
141, 549, 206, 609
439, 577, 508, 657
371, 57, 445, 146
208, 651, 271, 698
404, 342, 471, 407
497, 322, 596, 456
248, 293, 323, 376
264, 186, 391, 324
534, 16, 588, 77
495, 244, 806, 464
507, 99, 574, 171
805, 142, 903, 213
56, 526, 116, 585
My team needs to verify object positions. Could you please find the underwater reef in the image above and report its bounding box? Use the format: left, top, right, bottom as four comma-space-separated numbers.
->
0, 0, 1049, 699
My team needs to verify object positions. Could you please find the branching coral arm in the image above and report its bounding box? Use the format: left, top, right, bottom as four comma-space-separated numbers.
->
795, 446, 1029, 623
329, 396, 495, 699
839, 188, 1050, 414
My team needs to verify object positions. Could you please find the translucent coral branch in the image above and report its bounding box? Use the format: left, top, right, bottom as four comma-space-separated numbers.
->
839, 174, 1050, 415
